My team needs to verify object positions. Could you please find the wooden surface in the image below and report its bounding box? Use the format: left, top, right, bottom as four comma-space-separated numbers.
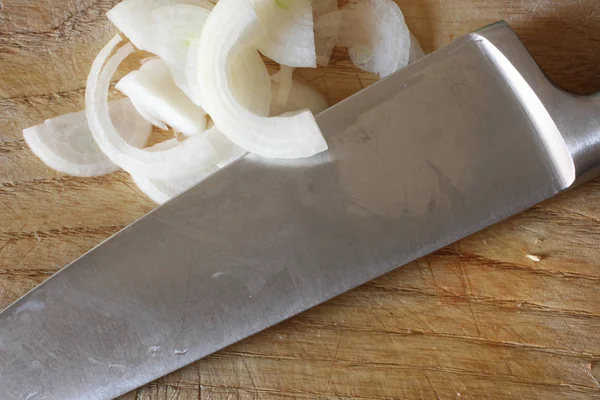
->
2, 0, 600, 399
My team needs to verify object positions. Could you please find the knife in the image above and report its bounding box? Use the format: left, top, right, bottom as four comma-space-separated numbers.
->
1, 21, 599, 400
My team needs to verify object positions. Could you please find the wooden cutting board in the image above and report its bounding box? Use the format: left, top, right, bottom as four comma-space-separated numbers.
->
1, 1, 600, 399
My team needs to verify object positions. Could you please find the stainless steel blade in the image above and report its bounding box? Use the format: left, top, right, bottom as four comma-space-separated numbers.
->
1, 22, 598, 400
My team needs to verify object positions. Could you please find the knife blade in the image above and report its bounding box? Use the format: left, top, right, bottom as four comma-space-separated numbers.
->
1, 21, 599, 400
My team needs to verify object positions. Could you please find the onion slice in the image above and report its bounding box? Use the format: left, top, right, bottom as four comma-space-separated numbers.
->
273, 65, 295, 107
131, 127, 246, 204
270, 78, 328, 116
314, 0, 411, 77
408, 31, 426, 64
23, 98, 151, 177
250, 0, 316, 68
116, 58, 207, 136
204, 127, 247, 168
312, 0, 338, 18
107, 0, 213, 97
187, 40, 272, 117
313, 0, 338, 66
190, 0, 327, 159
227, 47, 273, 117
86, 35, 219, 180
130, 138, 219, 203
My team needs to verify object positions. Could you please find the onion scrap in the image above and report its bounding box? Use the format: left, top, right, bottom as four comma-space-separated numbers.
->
131, 126, 248, 204
130, 138, 219, 204
23, 98, 151, 177
116, 58, 207, 136
251, 0, 316, 68
315, 0, 415, 77
270, 76, 328, 117
311, 0, 338, 19
273, 65, 295, 107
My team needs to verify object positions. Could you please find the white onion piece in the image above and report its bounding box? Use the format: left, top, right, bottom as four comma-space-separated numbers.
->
228, 47, 272, 117
315, 0, 411, 78
151, 4, 212, 97
132, 164, 217, 204
116, 58, 207, 136
313, 10, 339, 67
23, 98, 151, 177
250, 0, 316, 68
274, 65, 295, 107
131, 174, 177, 204
270, 78, 328, 116
314, 36, 337, 67
408, 31, 425, 64
140, 56, 161, 65
132, 128, 246, 204
107, 0, 213, 50
312, 0, 337, 19
130, 138, 219, 204
86, 35, 219, 180
312, 0, 339, 67
130, 97, 169, 131
204, 127, 247, 168
107, 0, 212, 97
187, 39, 272, 117
191, 0, 327, 159
188, 38, 266, 163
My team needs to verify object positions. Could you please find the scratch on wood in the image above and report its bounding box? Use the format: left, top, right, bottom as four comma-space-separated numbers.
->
0, 139, 28, 154
0, 0, 120, 52
286, 320, 600, 359
367, 282, 600, 319
0, 225, 123, 242
424, 373, 441, 400
435, 248, 600, 283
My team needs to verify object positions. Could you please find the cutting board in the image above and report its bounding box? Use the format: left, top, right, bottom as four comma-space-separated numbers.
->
1, 0, 600, 399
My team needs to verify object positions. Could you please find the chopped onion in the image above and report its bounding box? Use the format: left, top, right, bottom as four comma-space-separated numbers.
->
274, 65, 295, 107
204, 127, 247, 168
313, 11, 339, 67
140, 56, 161, 65
250, 0, 316, 68
312, 0, 338, 66
227, 47, 272, 117
130, 138, 219, 204
116, 58, 207, 136
314, 0, 411, 77
311, 0, 338, 19
314, 34, 337, 67
186, 38, 272, 117
29, 0, 426, 204
408, 31, 425, 64
190, 0, 327, 159
86, 35, 220, 180
150, 4, 212, 97
131, 163, 217, 204
23, 98, 151, 177
131, 127, 246, 203
270, 78, 328, 116
107, 0, 213, 97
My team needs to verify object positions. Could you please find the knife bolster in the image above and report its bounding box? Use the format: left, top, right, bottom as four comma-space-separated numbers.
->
475, 21, 600, 186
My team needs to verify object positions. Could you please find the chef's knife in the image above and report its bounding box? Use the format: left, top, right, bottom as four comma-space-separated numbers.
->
1, 21, 599, 400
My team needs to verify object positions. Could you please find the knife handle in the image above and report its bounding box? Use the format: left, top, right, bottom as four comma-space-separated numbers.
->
474, 21, 600, 185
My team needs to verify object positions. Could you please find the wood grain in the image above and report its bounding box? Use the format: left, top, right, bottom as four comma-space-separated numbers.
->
1, 0, 600, 399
